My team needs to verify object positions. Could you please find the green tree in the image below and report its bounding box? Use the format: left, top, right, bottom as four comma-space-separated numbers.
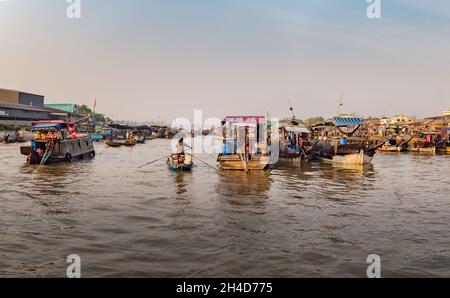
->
306, 116, 325, 126
76, 104, 110, 123
77, 104, 92, 115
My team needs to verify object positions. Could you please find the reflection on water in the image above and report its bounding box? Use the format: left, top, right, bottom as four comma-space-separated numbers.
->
1, 141, 450, 277
216, 171, 271, 198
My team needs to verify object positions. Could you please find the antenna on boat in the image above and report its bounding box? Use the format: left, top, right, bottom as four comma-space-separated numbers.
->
289, 100, 296, 120
337, 92, 344, 115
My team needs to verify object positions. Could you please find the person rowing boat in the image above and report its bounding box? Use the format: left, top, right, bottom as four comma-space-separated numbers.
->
167, 138, 194, 171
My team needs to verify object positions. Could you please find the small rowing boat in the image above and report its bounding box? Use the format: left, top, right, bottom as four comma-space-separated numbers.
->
104, 139, 137, 147
166, 154, 194, 171
104, 140, 124, 147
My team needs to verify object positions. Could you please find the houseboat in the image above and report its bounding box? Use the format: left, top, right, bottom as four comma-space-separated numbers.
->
436, 129, 450, 153
20, 121, 95, 165
407, 132, 437, 155
377, 135, 409, 152
217, 116, 270, 171
278, 118, 313, 162
310, 116, 376, 165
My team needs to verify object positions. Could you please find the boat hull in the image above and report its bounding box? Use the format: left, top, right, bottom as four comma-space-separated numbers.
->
166, 154, 193, 171
166, 161, 193, 171
104, 140, 137, 147
437, 146, 450, 154
312, 140, 374, 165
377, 145, 404, 153
21, 137, 95, 165
407, 147, 436, 155
217, 154, 269, 171
319, 151, 373, 165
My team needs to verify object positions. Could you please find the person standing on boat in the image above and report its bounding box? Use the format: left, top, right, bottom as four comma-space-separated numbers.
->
176, 138, 192, 154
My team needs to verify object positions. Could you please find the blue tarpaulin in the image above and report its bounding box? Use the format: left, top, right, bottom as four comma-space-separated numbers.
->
332, 117, 364, 127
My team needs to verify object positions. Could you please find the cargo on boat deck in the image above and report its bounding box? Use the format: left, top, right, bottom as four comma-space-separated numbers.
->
20, 121, 95, 165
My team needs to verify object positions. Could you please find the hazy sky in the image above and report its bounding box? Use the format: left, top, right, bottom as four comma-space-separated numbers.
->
1, 0, 449, 122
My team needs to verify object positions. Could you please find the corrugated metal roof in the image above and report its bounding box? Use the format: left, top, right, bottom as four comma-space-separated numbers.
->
0, 102, 66, 113
332, 117, 364, 127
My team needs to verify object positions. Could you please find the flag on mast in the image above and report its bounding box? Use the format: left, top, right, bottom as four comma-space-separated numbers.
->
93, 98, 97, 110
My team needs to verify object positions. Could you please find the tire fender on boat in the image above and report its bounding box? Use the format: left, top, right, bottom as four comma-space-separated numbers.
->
65, 153, 73, 162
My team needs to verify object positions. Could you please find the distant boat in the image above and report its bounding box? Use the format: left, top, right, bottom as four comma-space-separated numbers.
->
89, 133, 104, 142
104, 139, 137, 147
407, 132, 437, 155
104, 140, 123, 147
166, 154, 194, 171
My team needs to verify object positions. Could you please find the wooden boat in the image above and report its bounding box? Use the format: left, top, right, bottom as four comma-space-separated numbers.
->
123, 139, 137, 146
104, 139, 137, 147
217, 116, 270, 171
277, 102, 314, 163
310, 116, 376, 165
436, 130, 450, 154
166, 154, 194, 171
20, 121, 95, 165
377, 145, 403, 152
104, 140, 124, 147
437, 145, 450, 154
217, 153, 269, 170
377, 140, 408, 153
278, 124, 313, 161
407, 132, 437, 155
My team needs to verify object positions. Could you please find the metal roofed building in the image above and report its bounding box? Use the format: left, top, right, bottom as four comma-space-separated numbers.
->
0, 88, 83, 125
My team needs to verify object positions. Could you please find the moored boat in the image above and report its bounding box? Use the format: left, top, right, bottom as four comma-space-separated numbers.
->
217, 116, 270, 171
20, 121, 95, 165
311, 116, 376, 165
436, 129, 450, 154
377, 136, 409, 153
407, 132, 437, 155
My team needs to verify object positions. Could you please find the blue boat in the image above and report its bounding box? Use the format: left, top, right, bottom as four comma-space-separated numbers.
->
166, 154, 194, 171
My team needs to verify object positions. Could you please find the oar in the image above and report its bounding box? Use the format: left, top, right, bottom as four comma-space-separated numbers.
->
138, 156, 168, 169
185, 153, 218, 171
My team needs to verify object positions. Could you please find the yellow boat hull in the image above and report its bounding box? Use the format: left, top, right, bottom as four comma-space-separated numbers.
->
218, 154, 269, 171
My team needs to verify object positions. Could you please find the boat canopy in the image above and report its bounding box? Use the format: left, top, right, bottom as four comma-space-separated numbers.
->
332, 117, 364, 127
32, 122, 69, 131
284, 126, 310, 133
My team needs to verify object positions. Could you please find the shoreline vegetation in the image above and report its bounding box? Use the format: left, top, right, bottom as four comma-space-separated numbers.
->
0, 124, 31, 132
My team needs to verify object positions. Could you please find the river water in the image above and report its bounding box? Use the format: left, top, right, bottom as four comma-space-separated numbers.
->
1, 139, 449, 277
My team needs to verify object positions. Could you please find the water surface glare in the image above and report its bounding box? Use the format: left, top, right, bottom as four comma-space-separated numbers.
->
1, 140, 449, 277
